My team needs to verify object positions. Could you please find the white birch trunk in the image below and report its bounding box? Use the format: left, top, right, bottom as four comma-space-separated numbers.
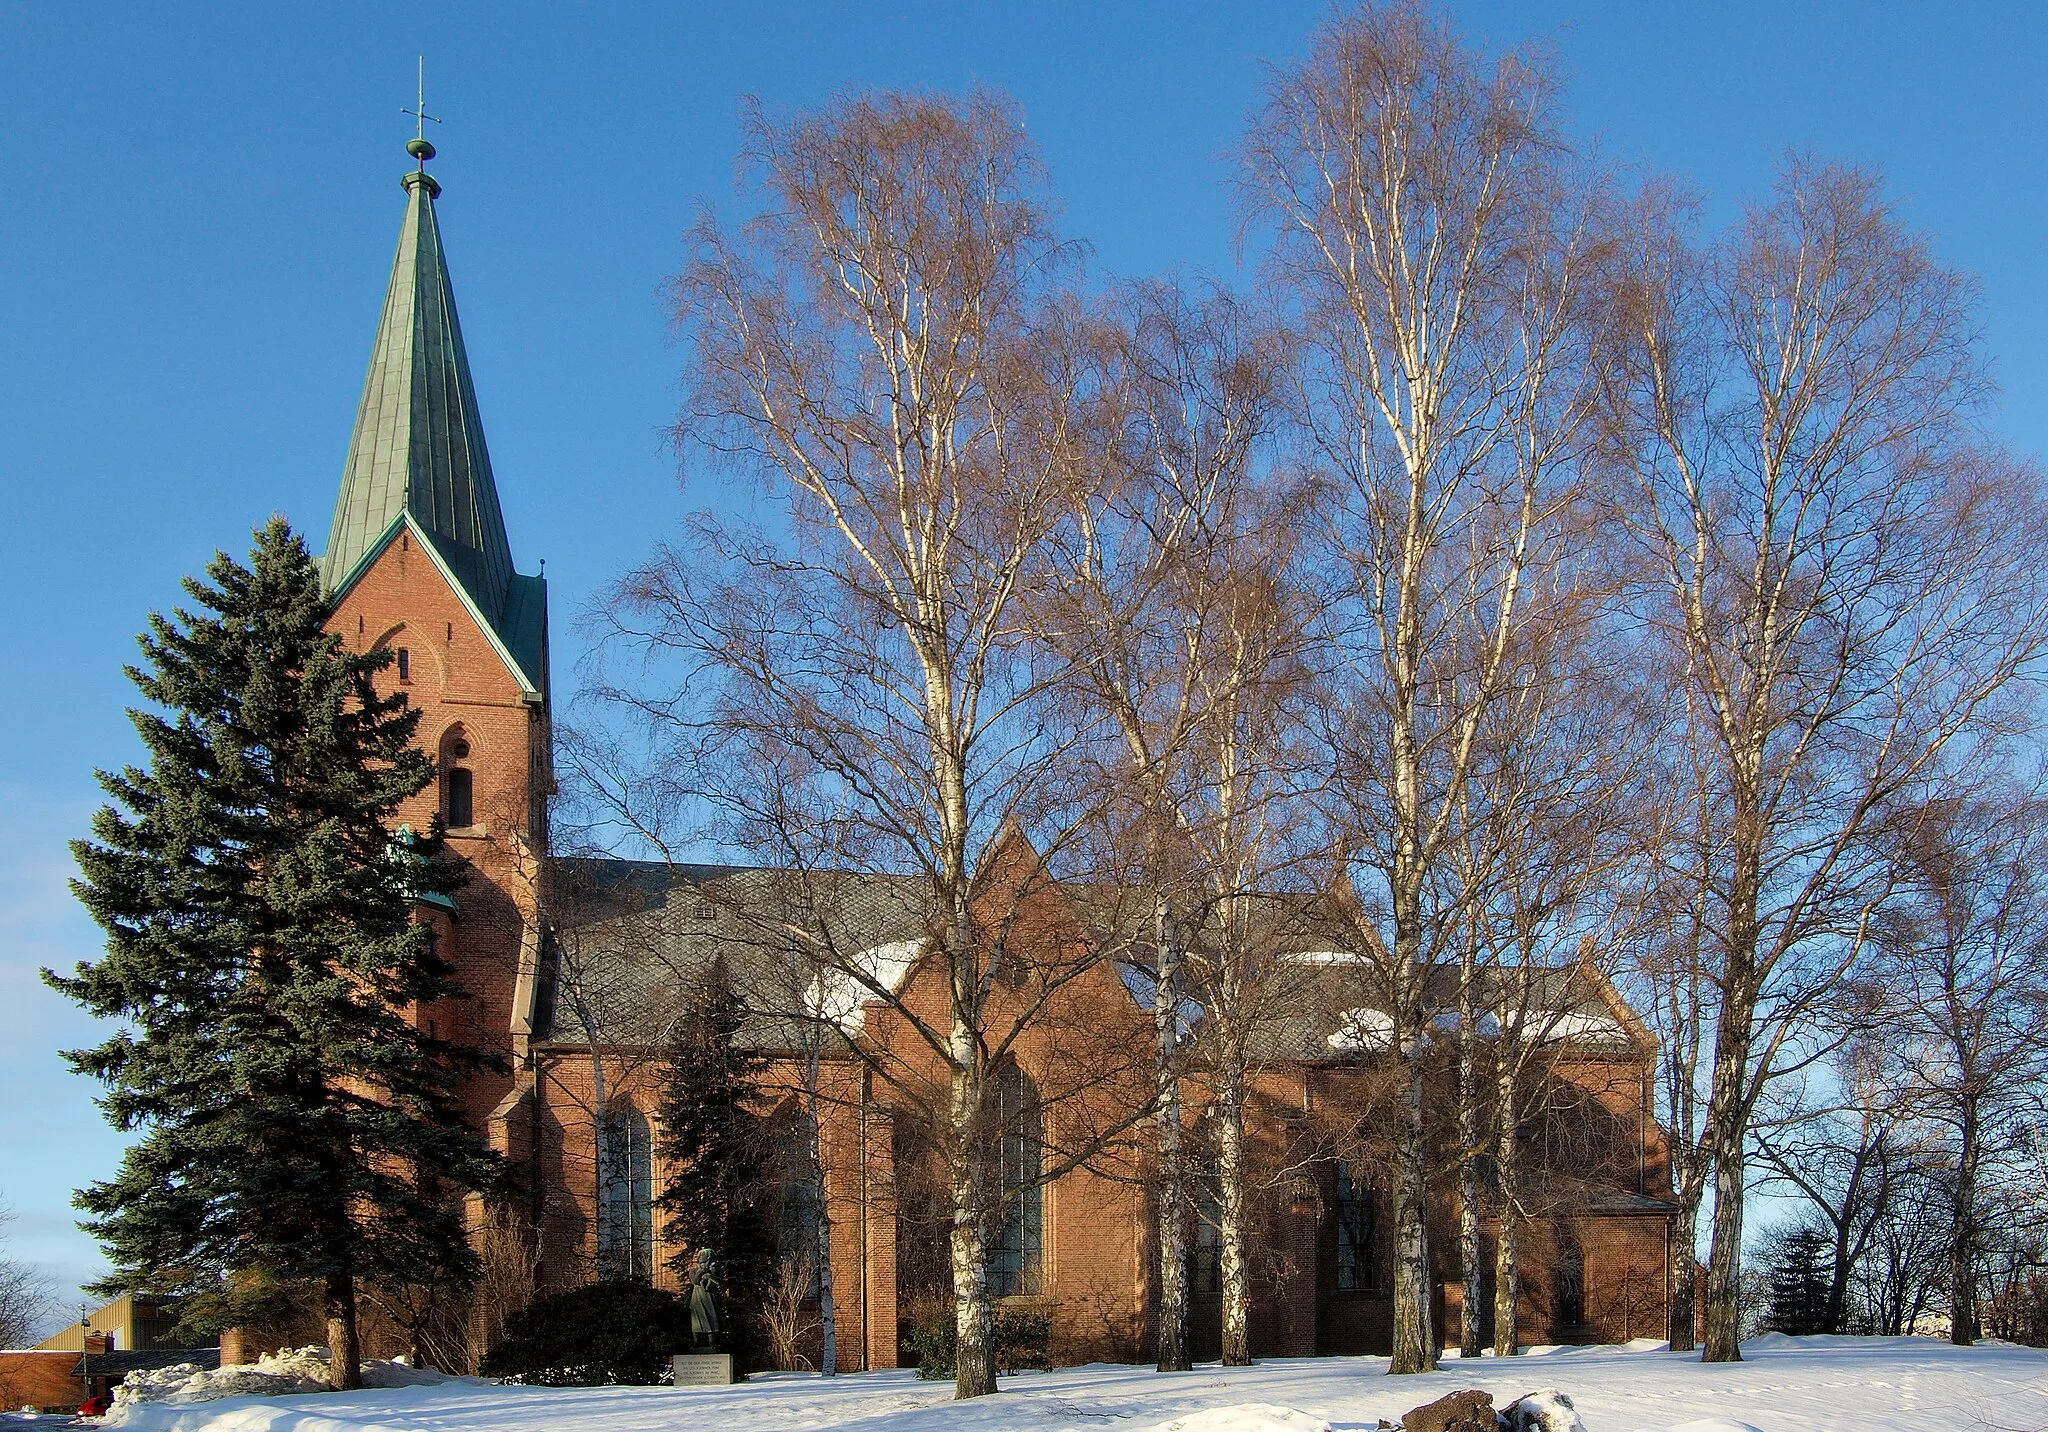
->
1216, 1066, 1251, 1366
1390, 1038, 1436, 1371
949, 1016, 996, 1397
1154, 897, 1191, 1371
1457, 1000, 1484, 1359
1491, 1043, 1519, 1357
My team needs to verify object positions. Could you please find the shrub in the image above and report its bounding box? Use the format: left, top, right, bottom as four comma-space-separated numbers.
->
904, 1298, 1052, 1380
480, 1281, 690, 1386
997, 1308, 1052, 1372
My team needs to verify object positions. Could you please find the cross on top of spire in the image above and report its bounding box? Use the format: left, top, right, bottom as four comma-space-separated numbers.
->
401, 55, 441, 166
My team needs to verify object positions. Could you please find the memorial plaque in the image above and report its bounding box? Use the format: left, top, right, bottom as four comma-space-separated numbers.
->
671, 1352, 736, 1386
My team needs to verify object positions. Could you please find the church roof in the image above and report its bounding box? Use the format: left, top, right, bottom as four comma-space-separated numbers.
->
323, 163, 542, 696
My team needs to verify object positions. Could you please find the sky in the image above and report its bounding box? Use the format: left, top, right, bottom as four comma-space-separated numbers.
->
3, 0, 2047, 1337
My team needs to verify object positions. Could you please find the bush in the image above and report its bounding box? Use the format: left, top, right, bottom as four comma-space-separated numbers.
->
904, 1298, 1052, 1380
997, 1308, 1052, 1372
480, 1281, 690, 1386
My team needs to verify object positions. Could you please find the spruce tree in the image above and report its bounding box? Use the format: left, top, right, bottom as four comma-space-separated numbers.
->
50, 519, 503, 1390
656, 954, 774, 1366
1766, 1228, 1835, 1336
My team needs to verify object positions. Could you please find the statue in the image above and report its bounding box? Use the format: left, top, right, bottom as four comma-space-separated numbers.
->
688, 1250, 723, 1351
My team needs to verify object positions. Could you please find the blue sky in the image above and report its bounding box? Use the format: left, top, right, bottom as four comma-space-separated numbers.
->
2, 1, 2045, 1332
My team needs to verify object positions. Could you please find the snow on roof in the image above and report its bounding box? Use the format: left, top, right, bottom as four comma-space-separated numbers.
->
1283, 949, 1370, 965
811, 939, 922, 1031
1327, 1007, 1395, 1051
1532, 1010, 1628, 1043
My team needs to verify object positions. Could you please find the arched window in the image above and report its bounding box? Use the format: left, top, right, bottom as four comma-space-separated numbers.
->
599, 1104, 654, 1281
439, 729, 474, 829
989, 1066, 1043, 1297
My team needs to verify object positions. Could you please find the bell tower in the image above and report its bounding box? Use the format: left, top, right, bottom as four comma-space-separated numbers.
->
320, 134, 552, 1140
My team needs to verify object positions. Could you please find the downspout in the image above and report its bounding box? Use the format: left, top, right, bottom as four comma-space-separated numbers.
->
859, 1064, 871, 1370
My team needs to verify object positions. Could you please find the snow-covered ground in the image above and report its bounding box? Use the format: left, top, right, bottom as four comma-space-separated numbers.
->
94, 1335, 2048, 1432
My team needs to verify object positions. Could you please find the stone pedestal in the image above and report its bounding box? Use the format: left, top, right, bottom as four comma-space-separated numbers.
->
670, 1352, 736, 1386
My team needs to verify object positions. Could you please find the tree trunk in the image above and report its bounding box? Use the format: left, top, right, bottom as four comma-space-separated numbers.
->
1667, 1182, 1699, 1352
1951, 1098, 1979, 1346
1456, 953, 1483, 1361
1492, 1213, 1518, 1357
1699, 969, 1756, 1365
1390, 1037, 1437, 1372
324, 1270, 362, 1391
1154, 898, 1191, 1372
949, 1038, 996, 1398
1217, 1064, 1252, 1367
1491, 1046, 1519, 1358
1701, 821, 1762, 1364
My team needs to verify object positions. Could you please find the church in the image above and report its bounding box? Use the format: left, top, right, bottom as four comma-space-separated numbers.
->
313, 141, 1679, 1372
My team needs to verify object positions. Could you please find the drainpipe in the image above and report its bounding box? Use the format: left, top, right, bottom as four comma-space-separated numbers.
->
859, 1064, 871, 1370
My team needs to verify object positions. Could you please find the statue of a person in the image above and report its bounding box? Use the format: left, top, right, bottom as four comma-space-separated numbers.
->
688, 1250, 723, 1351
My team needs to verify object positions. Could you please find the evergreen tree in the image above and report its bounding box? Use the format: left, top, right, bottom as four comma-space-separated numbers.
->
655, 955, 774, 1367
1766, 1228, 1836, 1336
49, 520, 504, 1390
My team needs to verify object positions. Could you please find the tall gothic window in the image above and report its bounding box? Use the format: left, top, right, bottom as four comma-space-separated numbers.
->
1188, 1163, 1222, 1297
1335, 1160, 1377, 1292
989, 1066, 1043, 1297
599, 1104, 654, 1281
1554, 1223, 1586, 1328
774, 1122, 825, 1299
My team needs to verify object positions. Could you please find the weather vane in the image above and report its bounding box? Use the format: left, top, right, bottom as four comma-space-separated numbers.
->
400, 55, 441, 165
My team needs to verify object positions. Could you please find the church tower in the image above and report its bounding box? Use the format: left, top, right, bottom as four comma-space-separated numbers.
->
321, 138, 551, 1143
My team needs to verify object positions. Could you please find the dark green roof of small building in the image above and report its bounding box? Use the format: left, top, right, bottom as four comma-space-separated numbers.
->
322, 164, 544, 698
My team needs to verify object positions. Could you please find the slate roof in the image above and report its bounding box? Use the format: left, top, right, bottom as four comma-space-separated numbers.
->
536, 858, 931, 1050
321, 163, 544, 697
541, 857, 1644, 1064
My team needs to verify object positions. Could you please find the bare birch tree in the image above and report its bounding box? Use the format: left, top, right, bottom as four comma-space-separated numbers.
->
1878, 785, 2048, 1344
1443, 609, 1645, 1358
593, 89, 1145, 1399
1031, 280, 1314, 1367
1241, 0, 1608, 1371
1607, 159, 2048, 1361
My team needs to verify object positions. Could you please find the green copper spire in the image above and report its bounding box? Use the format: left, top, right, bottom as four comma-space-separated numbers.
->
322, 149, 547, 700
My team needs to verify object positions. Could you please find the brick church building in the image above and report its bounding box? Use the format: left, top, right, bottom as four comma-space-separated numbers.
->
316, 145, 1678, 1372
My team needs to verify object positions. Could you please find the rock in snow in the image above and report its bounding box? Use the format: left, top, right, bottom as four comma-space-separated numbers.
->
1497, 1388, 1585, 1432
1398, 1388, 1496, 1432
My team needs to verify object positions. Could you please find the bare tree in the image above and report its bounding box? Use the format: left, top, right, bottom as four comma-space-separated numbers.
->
1607, 159, 2048, 1361
1031, 279, 1313, 1367
1445, 623, 1645, 1359
1878, 785, 2048, 1344
0, 1205, 54, 1350
1241, 0, 1609, 1372
594, 89, 1148, 1399
1752, 1013, 1921, 1336
1629, 716, 1720, 1353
